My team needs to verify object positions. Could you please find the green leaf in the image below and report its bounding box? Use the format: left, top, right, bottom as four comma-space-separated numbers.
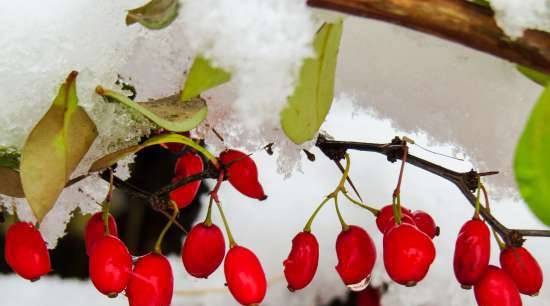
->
280, 20, 343, 145
0, 146, 20, 170
96, 87, 207, 132
514, 85, 550, 226
0, 167, 24, 198
20, 71, 98, 222
126, 0, 179, 30
517, 65, 550, 87
181, 56, 231, 101
89, 133, 218, 172
470, 0, 490, 8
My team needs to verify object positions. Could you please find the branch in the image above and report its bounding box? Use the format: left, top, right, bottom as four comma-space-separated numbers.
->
307, 0, 550, 74
316, 134, 550, 244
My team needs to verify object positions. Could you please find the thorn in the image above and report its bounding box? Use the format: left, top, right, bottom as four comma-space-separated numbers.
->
303, 149, 316, 161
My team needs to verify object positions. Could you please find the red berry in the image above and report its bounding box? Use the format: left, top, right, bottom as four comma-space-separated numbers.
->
383, 223, 435, 286
84, 212, 118, 255
169, 152, 204, 209
412, 210, 439, 239
181, 223, 226, 278
283, 231, 319, 291
500, 246, 543, 296
224, 245, 267, 305
4, 222, 51, 281
219, 149, 267, 201
474, 265, 522, 306
453, 219, 490, 289
127, 253, 173, 306
89, 235, 132, 297
376, 204, 412, 233
356, 286, 381, 306
335, 225, 376, 285
382, 214, 416, 233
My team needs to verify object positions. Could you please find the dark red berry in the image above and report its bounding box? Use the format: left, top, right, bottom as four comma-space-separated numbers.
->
89, 235, 132, 297
474, 265, 522, 306
383, 223, 435, 286
453, 219, 490, 289
219, 149, 267, 200
500, 246, 543, 296
169, 152, 204, 209
335, 225, 376, 285
181, 223, 225, 278
376, 204, 412, 233
224, 245, 267, 305
127, 253, 173, 306
382, 214, 416, 233
283, 231, 319, 291
412, 210, 439, 239
5, 222, 51, 281
356, 286, 381, 306
84, 212, 117, 255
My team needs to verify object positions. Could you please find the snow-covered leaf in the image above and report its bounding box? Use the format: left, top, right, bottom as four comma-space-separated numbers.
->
0, 146, 20, 170
20, 71, 98, 222
126, 0, 178, 30
89, 133, 218, 172
181, 56, 231, 101
280, 20, 343, 145
0, 167, 24, 198
515, 85, 550, 226
517, 65, 550, 87
96, 87, 207, 132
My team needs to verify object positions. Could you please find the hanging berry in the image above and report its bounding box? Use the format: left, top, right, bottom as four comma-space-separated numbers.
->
181, 223, 226, 278
284, 231, 319, 291
126, 253, 174, 306
219, 149, 267, 200
5, 222, 51, 281
89, 235, 132, 297
376, 204, 412, 233
412, 210, 439, 239
224, 245, 267, 305
335, 225, 377, 286
382, 213, 416, 233
84, 212, 118, 255
474, 265, 522, 306
169, 152, 204, 209
383, 223, 435, 286
453, 218, 491, 289
500, 246, 543, 296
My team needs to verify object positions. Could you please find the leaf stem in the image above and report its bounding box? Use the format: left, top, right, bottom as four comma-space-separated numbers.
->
154, 201, 179, 254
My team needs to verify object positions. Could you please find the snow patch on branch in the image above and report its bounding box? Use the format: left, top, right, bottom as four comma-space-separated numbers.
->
492, 0, 550, 39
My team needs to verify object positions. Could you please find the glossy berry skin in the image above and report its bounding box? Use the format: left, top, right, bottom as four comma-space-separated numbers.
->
283, 231, 319, 291
453, 219, 490, 288
126, 253, 173, 306
500, 246, 543, 296
356, 286, 381, 306
224, 245, 267, 305
383, 223, 435, 286
89, 235, 132, 297
474, 265, 522, 306
382, 214, 416, 233
220, 149, 267, 200
181, 223, 225, 278
335, 225, 377, 285
412, 210, 439, 239
376, 204, 412, 233
169, 152, 204, 209
84, 212, 118, 255
5, 222, 51, 281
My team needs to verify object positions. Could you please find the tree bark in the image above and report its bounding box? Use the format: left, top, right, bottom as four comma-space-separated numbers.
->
307, 0, 550, 75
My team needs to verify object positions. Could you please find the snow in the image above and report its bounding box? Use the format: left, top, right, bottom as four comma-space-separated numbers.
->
0, 1, 549, 305
491, 0, 550, 39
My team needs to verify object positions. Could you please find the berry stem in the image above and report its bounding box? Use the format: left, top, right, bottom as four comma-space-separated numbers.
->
204, 196, 214, 227
391, 143, 408, 224
334, 195, 349, 231
473, 177, 482, 220
154, 201, 179, 254
341, 191, 379, 216
102, 168, 114, 235
303, 196, 331, 232
336, 153, 351, 191
479, 182, 506, 249
215, 201, 236, 247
